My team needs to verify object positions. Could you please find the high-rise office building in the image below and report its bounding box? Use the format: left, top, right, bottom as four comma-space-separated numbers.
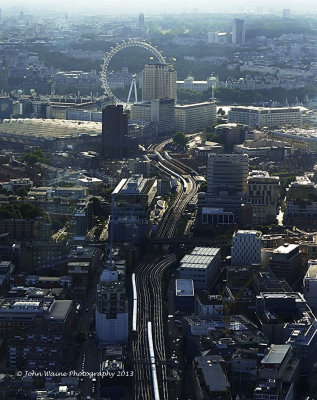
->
111, 174, 157, 243
0, 97, 13, 119
232, 19, 245, 45
102, 105, 128, 159
175, 102, 217, 133
207, 153, 249, 197
95, 270, 128, 345
199, 153, 249, 224
247, 171, 280, 225
142, 63, 177, 101
231, 230, 262, 267
138, 12, 144, 29
151, 98, 175, 135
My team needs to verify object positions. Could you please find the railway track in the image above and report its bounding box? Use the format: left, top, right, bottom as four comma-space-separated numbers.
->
132, 147, 197, 399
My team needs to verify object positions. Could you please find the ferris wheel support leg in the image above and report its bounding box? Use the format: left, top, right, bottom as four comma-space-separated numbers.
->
127, 79, 134, 104
134, 78, 138, 103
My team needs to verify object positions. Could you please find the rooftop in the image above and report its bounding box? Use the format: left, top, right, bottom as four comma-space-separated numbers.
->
175, 279, 194, 297
230, 105, 303, 112
273, 243, 299, 254
0, 118, 101, 139
306, 263, 317, 280
195, 356, 230, 393
234, 229, 262, 237
191, 247, 220, 256
112, 175, 154, 195
48, 300, 73, 321
261, 344, 291, 365
174, 102, 215, 109
271, 127, 317, 140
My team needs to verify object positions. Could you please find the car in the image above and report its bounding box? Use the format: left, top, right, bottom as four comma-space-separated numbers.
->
85, 308, 89, 312
174, 319, 182, 325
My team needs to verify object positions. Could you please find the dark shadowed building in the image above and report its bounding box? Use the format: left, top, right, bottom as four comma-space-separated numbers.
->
102, 105, 128, 159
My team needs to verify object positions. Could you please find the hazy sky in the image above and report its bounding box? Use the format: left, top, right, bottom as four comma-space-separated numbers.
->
2, 0, 317, 14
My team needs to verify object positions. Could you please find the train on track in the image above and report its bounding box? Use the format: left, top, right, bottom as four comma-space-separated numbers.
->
157, 161, 188, 192
132, 273, 138, 339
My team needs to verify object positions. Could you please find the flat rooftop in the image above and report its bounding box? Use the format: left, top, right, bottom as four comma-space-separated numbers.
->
271, 127, 317, 140
174, 102, 215, 109
306, 263, 317, 280
195, 356, 230, 393
273, 243, 298, 254
181, 255, 215, 265
235, 229, 262, 236
261, 344, 290, 365
175, 279, 194, 297
191, 247, 220, 256
230, 105, 303, 112
49, 300, 73, 321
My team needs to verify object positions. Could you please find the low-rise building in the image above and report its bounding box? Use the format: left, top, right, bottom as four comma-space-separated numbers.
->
177, 75, 216, 92
228, 106, 303, 128
193, 356, 231, 400
303, 260, 317, 311
177, 247, 221, 290
0, 296, 75, 337
270, 127, 317, 153
285, 175, 317, 228
0, 261, 14, 286
231, 349, 258, 394
175, 279, 195, 312
269, 244, 301, 284
195, 293, 223, 316
259, 344, 299, 382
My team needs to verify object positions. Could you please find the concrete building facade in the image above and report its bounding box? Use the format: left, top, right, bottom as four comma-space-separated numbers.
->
177, 247, 221, 290
142, 63, 177, 101
247, 171, 281, 225
228, 106, 303, 128
231, 230, 262, 267
174, 102, 217, 133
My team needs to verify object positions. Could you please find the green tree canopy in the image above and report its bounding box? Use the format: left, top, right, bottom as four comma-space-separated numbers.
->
173, 132, 188, 147
23, 150, 47, 165
0, 203, 44, 219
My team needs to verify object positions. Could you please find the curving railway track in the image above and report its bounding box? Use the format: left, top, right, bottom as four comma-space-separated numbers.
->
132, 149, 198, 400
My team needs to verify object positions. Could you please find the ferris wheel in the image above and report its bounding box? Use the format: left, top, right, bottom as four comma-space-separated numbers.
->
100, 39, 165, 104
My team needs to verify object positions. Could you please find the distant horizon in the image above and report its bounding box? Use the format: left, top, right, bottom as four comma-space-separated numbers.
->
2, 0, 317, 16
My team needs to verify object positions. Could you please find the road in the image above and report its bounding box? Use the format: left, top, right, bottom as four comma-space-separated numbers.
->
73, 263, 101, 399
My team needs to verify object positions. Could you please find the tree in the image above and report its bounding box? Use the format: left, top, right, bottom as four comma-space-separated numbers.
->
206, 132, 220, 142
91, 197, 103, 217
23, 150, 47, 165
173, 132, 188, 147
199, 181, 207, 192
16, 186, 29, 198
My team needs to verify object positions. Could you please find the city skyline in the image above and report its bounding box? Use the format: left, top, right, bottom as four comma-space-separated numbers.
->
2, 0, 317, 15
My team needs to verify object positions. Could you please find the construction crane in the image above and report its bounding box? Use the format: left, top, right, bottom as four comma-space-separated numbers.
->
222, 260, 270, 337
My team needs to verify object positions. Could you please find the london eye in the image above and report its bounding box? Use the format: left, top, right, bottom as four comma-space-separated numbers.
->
100, 39, 165, 105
